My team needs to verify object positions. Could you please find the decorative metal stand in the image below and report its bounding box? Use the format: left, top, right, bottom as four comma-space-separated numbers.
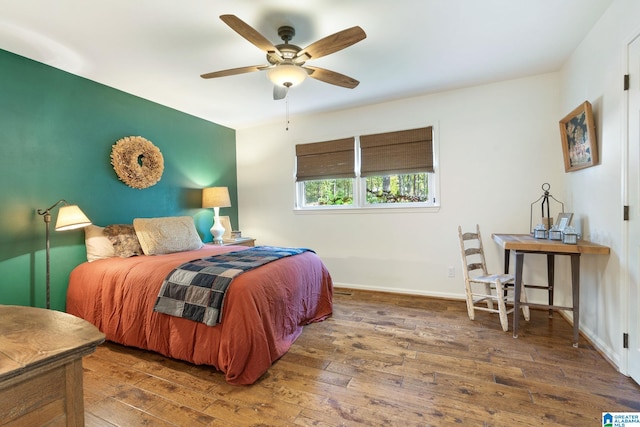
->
530, 183, 564, 234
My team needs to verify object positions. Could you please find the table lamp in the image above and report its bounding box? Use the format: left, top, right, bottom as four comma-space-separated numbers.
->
37, 200, 92, 309
202, 187, 231, 244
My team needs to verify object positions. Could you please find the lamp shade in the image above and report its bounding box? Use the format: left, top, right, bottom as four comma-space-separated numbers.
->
55, 205, 92, 231
202, 187, 231, 208
267, 64, 308, 87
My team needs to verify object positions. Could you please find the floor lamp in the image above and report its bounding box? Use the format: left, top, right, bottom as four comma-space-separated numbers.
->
37, 200, 92, 309
202, 187, 231, 244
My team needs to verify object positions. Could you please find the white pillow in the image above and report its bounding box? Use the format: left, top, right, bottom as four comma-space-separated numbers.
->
133, 216, 203, 255
84, 225, 116, 262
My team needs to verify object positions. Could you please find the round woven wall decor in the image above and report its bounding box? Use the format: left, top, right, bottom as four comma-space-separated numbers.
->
110, 136, 164, 189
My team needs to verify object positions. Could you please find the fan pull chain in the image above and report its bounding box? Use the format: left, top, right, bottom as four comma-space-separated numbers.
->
285, 96, 290, 131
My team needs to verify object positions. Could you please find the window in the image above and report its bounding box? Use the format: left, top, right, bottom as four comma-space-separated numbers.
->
295, 126, 438, 209
295, 138, 355, 207
365, 174, 429, 204
301, 178, 354, 206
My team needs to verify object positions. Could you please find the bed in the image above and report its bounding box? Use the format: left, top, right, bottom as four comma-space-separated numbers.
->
66, 238, 333, 385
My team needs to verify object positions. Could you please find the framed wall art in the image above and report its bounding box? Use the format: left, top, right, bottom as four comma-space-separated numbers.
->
559, 101, 598, 172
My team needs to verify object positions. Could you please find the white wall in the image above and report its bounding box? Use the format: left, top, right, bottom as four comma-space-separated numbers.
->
558, 0, 640, 372
237, 72, 563, 298
236, 0, 638, 377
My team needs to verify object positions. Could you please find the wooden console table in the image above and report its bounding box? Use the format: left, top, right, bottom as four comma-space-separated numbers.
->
0, 305, 105, 426
492, 234, 610, 347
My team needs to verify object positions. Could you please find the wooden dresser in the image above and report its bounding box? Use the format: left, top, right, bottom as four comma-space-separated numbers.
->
0, 305, 105, 426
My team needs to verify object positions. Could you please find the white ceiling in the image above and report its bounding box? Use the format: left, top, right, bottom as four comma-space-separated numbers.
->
0, 0, 612, 130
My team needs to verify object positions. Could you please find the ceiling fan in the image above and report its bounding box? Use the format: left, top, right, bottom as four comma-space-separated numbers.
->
200, 15, 367, 100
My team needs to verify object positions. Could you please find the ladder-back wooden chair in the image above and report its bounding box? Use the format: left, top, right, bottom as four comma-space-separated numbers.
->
458, 225, 529, 331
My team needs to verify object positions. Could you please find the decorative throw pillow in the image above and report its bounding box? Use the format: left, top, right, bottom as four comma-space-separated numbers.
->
103, 224, 144, 258
84, 225, 116, 262
133, 216, 203, 255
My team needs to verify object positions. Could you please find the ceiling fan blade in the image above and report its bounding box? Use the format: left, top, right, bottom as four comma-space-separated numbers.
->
304, 66, 360, 89
273, 85, 289, 100
220, 15, 283, 58
296, 26, 366, 61
200, 65, 264, 79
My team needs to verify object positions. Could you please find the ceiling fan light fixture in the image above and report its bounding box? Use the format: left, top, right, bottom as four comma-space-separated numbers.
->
267, 64, 307, 87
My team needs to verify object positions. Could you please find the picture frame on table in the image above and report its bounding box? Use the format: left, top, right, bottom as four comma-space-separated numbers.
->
559, 101, 598, 172
220, 216, 232, 239
556, 212, 573, 231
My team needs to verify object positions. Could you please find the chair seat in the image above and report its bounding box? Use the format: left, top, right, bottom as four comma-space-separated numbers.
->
469, 273, 514, 284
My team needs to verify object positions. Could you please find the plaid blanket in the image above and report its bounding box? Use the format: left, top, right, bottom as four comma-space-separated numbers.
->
153, 246, 311, 326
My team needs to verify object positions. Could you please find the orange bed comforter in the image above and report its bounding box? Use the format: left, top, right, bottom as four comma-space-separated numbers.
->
66, 245, 333, 385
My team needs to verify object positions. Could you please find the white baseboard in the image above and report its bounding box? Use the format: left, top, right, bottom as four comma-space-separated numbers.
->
333, 281, 464, 301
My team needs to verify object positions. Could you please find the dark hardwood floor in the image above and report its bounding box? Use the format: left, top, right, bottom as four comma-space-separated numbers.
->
81, 289, 640, 426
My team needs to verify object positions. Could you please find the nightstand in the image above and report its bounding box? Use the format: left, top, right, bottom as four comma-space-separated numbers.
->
208, 237, 255, 247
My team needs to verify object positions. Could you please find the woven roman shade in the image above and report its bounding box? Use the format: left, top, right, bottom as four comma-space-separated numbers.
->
295, 137, 355, 182
360, 127, 433, 177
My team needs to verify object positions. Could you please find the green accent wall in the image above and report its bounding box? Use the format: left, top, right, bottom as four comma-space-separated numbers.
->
0, 49, 237, 310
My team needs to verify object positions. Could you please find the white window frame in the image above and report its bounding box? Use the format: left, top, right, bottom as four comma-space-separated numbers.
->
294, 125, 440, 212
